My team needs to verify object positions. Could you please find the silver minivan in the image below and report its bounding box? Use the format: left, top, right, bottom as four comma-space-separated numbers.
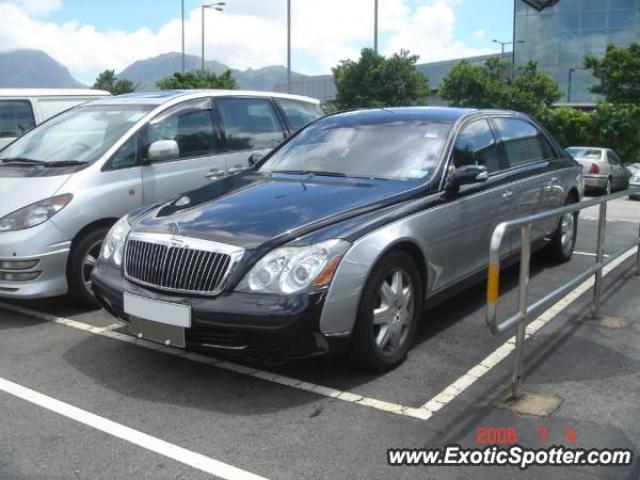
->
0, 90, 322, 306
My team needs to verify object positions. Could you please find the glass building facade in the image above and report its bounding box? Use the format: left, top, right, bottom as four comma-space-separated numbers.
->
514, 0, 640, 104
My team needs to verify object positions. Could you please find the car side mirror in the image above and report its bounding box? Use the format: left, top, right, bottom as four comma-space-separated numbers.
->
147, 140, 179, 163
248, 152, 264, 167
445, 165, 489, 193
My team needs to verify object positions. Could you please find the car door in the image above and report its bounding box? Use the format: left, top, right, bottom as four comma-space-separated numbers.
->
141, 98, 226, 203
492, 116, 561, 246
213, 96, 288, 176
437, 118, 515, 286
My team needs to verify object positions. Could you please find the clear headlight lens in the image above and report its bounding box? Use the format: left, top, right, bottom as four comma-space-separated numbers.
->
99, 216, 131, 267
238, 239, 351, 294
0, 194, 73, 232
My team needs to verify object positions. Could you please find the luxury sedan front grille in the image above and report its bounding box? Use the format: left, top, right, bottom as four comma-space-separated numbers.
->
124, 234, 243, 296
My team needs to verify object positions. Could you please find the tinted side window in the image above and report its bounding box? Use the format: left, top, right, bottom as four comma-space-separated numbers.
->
108, 131, 144, 169
493, 117, 554, 167
216, 97, 285, 151
276, 99, 322, 131
148, 107, 217, 159
608, 150, 622, 165
0, 100, 36, 138
453, 119, 501, 173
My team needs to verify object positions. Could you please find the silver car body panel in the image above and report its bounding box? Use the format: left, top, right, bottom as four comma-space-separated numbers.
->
0, 90, 320, 299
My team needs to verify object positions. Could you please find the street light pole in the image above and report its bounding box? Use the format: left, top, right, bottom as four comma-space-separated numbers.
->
287, 0, 291, 93
181, 0, 185, 73
201, 2, 226, 72
374, 0, 378, 53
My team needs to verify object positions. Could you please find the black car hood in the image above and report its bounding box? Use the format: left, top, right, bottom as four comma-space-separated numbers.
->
135, 172, 418, 250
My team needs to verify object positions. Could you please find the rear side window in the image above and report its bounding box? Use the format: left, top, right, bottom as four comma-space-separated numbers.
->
216, 97, 285, 151
0, 100, 35, 138
608, 150, 623, 165
493, 117, 554, 167
453, 119, 502, 173
148, 105, 218, 159
276, 99, 322, 131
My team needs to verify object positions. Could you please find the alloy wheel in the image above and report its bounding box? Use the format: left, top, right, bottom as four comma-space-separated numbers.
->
82, 239, 103, 293
372, 269, 414, 355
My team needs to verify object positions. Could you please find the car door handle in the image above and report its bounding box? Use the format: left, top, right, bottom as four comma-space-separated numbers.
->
228, 166, 248, 174
205, 169, 226, 179
502, 189, 513, 200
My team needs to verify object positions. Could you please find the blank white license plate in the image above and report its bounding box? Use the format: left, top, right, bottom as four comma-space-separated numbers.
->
123, 292, 191, 328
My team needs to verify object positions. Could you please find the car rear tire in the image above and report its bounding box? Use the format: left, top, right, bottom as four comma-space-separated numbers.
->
67, 227, 108, 309
604, 177, 612, 196
348, 251, 423, 371
545, 196, 578, 263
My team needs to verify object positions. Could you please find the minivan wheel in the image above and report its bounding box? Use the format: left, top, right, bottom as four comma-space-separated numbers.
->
67, 227, 108, 309
348, 251, 422, 371
545, 197, 578, 263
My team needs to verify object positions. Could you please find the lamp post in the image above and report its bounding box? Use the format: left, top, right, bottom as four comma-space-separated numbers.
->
201, 2, 226, 72
374, 0, 379, 53
492, 39, 524, 59
287, 0, 291, 93
181, 0, 185, 72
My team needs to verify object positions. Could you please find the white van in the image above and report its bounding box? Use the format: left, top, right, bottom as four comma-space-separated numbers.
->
0, 89, 111, 149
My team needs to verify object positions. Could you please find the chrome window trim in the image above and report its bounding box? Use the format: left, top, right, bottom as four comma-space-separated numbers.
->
123, 232, 245, 296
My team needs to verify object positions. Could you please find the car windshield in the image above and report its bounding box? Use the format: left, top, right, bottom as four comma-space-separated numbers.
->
0, 104, 153, 165
566, 147, 602, 160
259, 115, 452, 181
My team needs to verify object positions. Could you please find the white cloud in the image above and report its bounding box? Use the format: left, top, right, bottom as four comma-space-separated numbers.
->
475, 28, 486, 39
0, 0, 491, 83
16, 0, 61, 15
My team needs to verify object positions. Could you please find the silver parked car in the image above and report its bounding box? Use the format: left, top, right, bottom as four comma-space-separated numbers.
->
0, 90, 323, 306
566, 147, 630, 195
92, 108, 583, 370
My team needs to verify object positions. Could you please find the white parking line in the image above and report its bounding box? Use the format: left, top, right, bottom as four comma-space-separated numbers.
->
0, 301, 430, 420
574, 251, 610, 258
0, 376, 268, 480
416, 245, 638, 415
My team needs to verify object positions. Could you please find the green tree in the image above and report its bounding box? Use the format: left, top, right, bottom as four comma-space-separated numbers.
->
93, 69, 136, 95
592, 102, 640, 162
331, 48, 429, 110
156, 70, 238, 90
439, 58, 560, 118
585, 43, 640, 104
537, 106, 595, 148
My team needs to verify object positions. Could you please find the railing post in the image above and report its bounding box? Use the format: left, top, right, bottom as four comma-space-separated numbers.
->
511, 224, 531, 399
592, 201, 607, 317
636, 220, 640, 276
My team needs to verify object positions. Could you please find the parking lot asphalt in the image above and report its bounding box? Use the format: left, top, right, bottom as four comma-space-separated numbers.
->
0, 197, 638, 479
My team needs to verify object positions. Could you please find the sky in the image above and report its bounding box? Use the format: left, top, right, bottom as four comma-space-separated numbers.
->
0, 0, 514, 84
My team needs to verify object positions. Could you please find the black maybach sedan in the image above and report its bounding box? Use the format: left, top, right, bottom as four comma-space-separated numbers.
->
92, 107, 582, 370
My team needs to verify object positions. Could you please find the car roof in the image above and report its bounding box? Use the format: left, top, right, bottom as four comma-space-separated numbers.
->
327, 106, 476, 124
0, 88, 111, 97
89, 89, 321, 107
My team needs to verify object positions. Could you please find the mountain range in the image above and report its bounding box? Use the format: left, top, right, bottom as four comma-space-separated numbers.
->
0, 49, 308, 92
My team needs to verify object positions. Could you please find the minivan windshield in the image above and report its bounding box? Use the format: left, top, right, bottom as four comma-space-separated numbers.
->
259, 116, 451, 181
0, 104, 153, 166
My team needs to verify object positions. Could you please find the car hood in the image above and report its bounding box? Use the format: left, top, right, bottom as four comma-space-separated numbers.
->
135, 172, 415, 250
0, 173, 72, 218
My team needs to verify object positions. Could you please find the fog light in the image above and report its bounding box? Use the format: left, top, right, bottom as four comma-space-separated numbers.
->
0, 260, 39, 270
0, 271, 41, 282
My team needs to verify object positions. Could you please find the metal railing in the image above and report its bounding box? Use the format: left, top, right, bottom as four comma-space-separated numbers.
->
486, 190, 640, 399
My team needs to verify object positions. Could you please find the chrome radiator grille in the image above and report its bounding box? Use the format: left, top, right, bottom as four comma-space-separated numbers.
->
124, 233, 244, 296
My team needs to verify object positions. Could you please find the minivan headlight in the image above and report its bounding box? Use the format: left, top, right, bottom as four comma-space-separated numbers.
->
0, 194, 73, 232
99, 216, 131, 268
237, 239, 350, 294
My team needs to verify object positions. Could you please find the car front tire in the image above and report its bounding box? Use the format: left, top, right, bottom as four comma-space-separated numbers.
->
67, 227, 108, 309
545, 196, 578, 263
348, 250, 423, 371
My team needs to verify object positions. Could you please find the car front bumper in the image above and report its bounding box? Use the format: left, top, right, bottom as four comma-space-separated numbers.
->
0, 225, 71, 299
91, 262, 350, 357
629, 182, 640, 197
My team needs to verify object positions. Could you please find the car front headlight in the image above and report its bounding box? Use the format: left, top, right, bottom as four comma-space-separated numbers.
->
632, 174, 640, 183
0, 194, 73, 232
99, 216, 131, 268
237, 239, 351, 294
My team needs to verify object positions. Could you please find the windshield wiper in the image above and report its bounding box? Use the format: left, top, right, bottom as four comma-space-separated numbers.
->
270, 169, 347, 178
43, 160, 88, 167
0, 158, 47, 167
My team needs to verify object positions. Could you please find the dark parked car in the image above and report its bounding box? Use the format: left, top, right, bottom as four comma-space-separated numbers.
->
92, 107, 582, 370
